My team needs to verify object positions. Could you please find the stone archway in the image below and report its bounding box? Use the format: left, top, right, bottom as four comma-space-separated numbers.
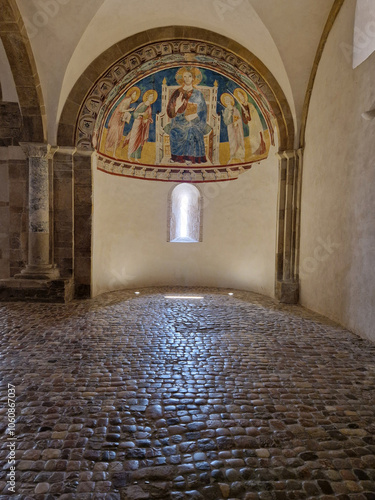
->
58, 27, 294, 150
0, 0, 46, 142
0, 0, 65, 303
55, 27, 296, 300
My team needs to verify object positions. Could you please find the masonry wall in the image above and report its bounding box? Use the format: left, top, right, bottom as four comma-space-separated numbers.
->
0, 148, 9, 278
300, 1, 375, 342
0, 147, 28, 279
92, 148, 278, 297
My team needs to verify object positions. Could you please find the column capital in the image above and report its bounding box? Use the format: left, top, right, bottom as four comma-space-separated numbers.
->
19, 142, 52, 159
55, 146, 77, 156
74, 146, 95, 158
275, 149, 298, 161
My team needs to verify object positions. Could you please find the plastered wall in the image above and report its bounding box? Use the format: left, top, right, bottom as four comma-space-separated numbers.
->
300, 1, 375, 342
92, 148, 278, 297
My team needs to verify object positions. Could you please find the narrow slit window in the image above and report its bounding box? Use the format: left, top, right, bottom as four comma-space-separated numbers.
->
170, 184, 201, 243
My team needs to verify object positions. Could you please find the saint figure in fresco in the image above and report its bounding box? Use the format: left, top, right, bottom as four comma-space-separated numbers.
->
234, 88, 266, 156
125, 89, 158, 162
105, 86, 140, 155
221, 93, 245, 163
166, 67, 207, 165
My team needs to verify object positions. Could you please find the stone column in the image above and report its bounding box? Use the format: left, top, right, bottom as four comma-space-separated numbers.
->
275, 149, 303, 304
17, 143, 59, 279
73, 148, 94, 298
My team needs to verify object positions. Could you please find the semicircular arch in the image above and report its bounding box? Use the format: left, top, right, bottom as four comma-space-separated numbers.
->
0, 0, 46, 142
57, 26, 294, 154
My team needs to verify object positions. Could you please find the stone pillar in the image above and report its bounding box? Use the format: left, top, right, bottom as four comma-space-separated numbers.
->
73, 148, 94, 298
53, 147, 75, 278
0, 143, 74, 302
275, 149, 303, 304
16, 143, 59, 279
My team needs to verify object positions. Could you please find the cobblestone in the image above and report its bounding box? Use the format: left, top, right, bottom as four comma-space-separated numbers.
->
0, 287, 375, 498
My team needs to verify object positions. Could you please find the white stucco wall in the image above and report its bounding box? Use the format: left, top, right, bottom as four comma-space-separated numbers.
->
300, 0, 375, 342
92, 147, 278, 297
57, 0, 295, 145
0, 39, 18, 102
15, 0, 336, 147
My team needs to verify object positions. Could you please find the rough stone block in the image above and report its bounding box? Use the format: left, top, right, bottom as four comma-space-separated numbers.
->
0, 164, 9, 202
73, 155, 93, 171
56, 123, 75, 147
20, 115, 44, 143
275, 279, 299, 304
0, 277, 74, 302
74, 216, 91, 250
54, 180, 72, 209
8, 161, 27, 180
0, 259, 10, 279
0, 206, 9, 232
74, 256, 91, 281
0, 102, 22, 138
74, 185, 91, 205
74, 283, 90, 299
9, 180, 27, 207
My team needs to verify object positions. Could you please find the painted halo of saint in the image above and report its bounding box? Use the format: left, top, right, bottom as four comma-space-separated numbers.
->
220, 92, 235, 108
142, 88, 158, 105
175, 66, 203, 87
221, 92, 245, 163
105, 85, 141, 155
233, 87, 266, 156
125, 89, 158, 162
126, 86, 141, 102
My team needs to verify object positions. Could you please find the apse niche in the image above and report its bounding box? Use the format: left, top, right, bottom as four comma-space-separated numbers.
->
89, 38, 279, 297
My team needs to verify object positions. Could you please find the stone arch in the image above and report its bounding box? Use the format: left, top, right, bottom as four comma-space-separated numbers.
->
56, 27, 295, 299
57, 27, 294, 150
0, 0, 46, 142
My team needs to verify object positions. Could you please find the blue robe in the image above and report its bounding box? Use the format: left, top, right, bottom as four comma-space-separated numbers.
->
167, 87, 207, 163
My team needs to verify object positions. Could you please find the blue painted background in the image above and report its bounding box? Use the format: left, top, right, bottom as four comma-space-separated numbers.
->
105, 67, 267, 144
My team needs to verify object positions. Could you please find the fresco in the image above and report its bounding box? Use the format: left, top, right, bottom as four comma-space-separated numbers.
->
96, 64, 274, 180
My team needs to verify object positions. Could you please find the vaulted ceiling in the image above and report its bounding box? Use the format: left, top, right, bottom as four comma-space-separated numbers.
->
1, 0, 336, 144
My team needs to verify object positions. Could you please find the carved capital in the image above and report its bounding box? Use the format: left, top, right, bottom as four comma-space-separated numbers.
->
19, 142, 51, 159
74, 146, 94, 157
55, 146, 77, 156
276, 149, 298, 161
282, 150, 297, 160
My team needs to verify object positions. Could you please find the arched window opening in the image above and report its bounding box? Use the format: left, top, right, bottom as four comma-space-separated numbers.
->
170, 184, 201, 243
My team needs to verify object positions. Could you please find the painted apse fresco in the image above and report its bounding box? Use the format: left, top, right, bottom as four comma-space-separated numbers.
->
85, 43, 277, 183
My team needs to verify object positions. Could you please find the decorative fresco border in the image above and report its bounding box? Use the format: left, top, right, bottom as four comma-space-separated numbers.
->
95, 151, 256, 183
75, 39, 279, 151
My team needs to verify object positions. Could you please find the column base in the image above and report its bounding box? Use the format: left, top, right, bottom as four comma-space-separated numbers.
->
276, 279, 299, 304
14, 264, 60, 280
0, 277, 74, 303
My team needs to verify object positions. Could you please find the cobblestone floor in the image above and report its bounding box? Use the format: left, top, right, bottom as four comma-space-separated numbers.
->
1, 287, 375, 500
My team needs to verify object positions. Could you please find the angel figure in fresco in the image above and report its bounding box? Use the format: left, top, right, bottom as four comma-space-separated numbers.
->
125, 89, 158, 162
221, 93, 245, 163
166, 67, 207, 165
105, 86, 140, 155
234, 88, 266, 156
